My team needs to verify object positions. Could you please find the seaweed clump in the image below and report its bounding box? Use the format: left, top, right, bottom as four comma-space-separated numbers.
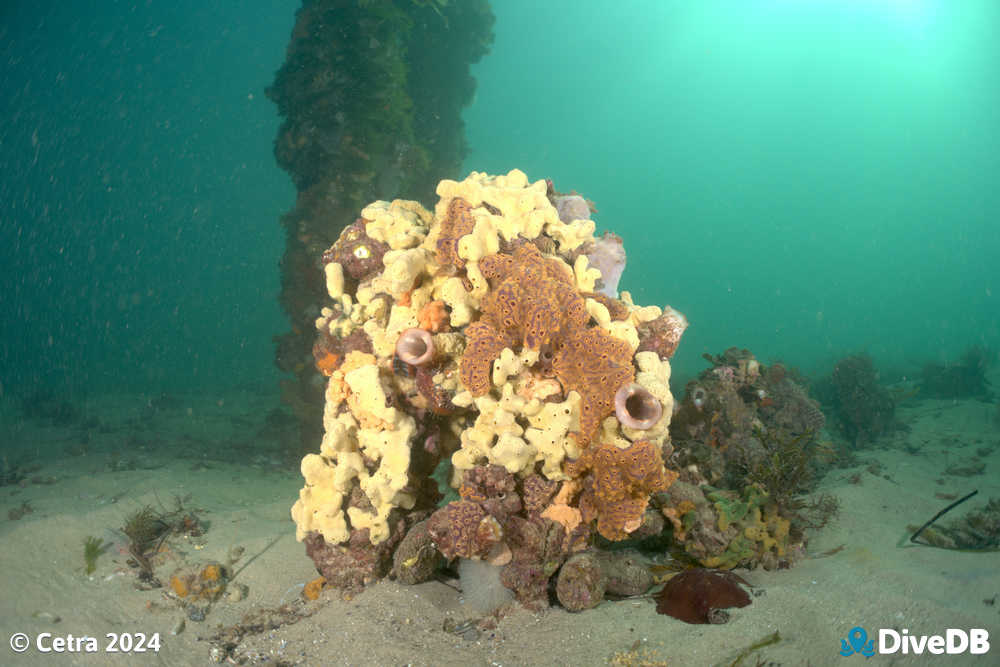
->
7, 500, 32, 520
662, 349, 831, 570
910, 494, 1000, 551
820, 354, 896, 447
1, 456, 27, 487
82, 536, 109, 575
19, 389, 80, 426
743, 427, 813, 510
122, 496, 205, 584
123, 506, 172, 582
919, 345, 994, 400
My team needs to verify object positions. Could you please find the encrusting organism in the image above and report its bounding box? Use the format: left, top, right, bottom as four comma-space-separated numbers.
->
395, 328, 435, 366
290, 169, 704, 608
615, 383, 663, 430
290, 171, 839, 611
663, 348, 828, 570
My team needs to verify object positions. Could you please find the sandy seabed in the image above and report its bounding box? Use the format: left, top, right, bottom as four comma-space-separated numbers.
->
1, 386, 998, 667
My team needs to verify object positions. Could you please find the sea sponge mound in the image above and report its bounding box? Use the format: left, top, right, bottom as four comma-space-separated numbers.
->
290, 170, 689, 600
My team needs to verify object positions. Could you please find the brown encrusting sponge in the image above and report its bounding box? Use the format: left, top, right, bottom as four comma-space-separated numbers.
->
565, 440, 676, 540
552, 327, 635, 445
460, 242, 634, 444
436, 198, 479, 273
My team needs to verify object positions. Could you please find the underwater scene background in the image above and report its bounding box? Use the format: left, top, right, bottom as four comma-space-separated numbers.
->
1, 1, 999, 665
463, 1, 1000, 380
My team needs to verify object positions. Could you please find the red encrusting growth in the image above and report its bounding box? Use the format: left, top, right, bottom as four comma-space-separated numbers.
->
565, 439, 672, 540
459, 243, 634, 443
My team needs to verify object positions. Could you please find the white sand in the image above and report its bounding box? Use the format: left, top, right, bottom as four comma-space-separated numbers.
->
1, 389, 998, 666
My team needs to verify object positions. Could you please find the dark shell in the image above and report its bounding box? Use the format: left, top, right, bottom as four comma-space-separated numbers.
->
654, 568, 751, 624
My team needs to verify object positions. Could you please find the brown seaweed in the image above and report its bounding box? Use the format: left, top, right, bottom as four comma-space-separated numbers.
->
910, 491, 1000, 551
654, 568, 752, 624
910, 490, 978, 545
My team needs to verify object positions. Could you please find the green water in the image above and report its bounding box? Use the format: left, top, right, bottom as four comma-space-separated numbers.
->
463, 0, 1000, 382
2, 0, 997, 392
0, 1, 296, 395
1, 3, 998, 663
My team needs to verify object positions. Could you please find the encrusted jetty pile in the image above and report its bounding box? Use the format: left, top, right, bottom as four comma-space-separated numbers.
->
291, 169, 692, 610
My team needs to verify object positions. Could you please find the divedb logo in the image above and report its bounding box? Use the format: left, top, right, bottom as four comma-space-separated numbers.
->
840, 626, 990, 657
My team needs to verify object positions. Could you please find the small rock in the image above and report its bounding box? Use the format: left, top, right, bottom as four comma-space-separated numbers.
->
708, 608, 730, 624
556, 552, 607, 612
226, 583, 248, 603
31, 611, 61, 624
186, 605, 207, 622
392, 519, 441, 585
